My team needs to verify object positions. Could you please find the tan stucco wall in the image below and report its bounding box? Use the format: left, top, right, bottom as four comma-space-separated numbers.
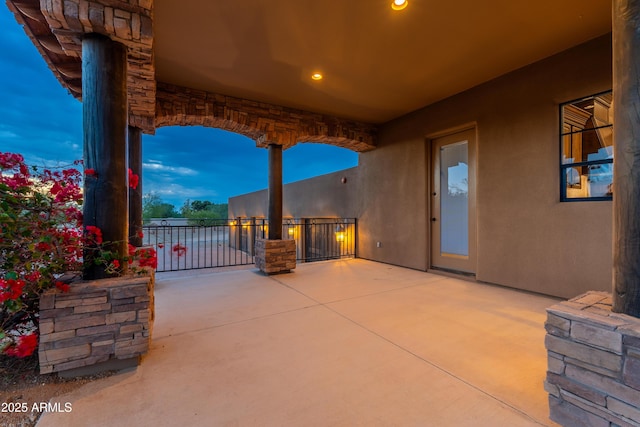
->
229, 35, 613, 299
228, 167, 360, 219
358, 34, 613, 298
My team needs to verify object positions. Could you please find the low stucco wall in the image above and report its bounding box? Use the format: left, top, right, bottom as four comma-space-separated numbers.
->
229, 167, 359, 219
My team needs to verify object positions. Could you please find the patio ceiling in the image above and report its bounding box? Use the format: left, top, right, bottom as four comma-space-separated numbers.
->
6, 0, 612, 130
154, 0, 612, 124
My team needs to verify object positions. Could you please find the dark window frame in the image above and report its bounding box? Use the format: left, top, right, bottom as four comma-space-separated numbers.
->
559, 90, 613, 202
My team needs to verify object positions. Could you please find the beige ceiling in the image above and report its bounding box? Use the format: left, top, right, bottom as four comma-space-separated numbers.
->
154, 0, 611, 124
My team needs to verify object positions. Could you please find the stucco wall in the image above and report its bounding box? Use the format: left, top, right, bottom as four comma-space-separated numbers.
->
358, 34, 613, 298
228, 167, 359, 219
229, 35, 613, 299
356, 134, 429, 270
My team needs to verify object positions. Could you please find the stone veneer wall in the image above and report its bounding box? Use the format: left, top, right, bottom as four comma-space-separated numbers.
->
155, 82, 377, 151
545, 291, 640, 427
36, 0, 155, 131
255, 239, 296, 274
39, 274, 154, 374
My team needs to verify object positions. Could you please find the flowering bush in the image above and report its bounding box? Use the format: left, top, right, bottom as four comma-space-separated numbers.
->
0, 152, 156, 360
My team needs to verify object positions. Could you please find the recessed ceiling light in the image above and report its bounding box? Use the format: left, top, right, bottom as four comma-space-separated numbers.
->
311, 73, 323, 81
391, 0, 408, 11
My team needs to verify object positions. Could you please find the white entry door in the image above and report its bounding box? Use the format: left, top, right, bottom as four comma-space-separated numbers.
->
431, 129, 477, 274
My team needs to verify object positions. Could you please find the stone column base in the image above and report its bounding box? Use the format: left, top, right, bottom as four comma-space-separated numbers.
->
38, 274, 154, 376
544, 291, 640, 427
255, 238, 296, 274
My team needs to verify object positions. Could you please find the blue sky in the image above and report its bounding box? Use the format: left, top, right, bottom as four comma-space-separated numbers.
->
0, 5, 358, 208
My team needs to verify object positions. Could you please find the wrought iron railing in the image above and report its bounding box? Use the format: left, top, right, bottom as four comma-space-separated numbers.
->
281, 218, 357, 263
142, 218, 356, 272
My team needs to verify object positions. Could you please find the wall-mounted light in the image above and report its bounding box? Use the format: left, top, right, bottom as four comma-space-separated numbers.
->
286, 219, 296, 238
335, 224, 346, 242
391, 0, 408, 11
311, 72, 323, 81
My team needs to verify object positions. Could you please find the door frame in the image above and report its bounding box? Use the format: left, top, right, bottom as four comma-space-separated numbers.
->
427, 125, 478, 274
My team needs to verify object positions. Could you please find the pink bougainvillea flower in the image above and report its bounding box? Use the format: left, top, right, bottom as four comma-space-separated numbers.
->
25, 271, 42, 282
172, 244, 187, 257
1, 279, 25, 302
0, 152, 24, 168
19, 163, 30, 177
4, 334, 38, 358
136, 247, 158, 269
111, 260, 120, 269
55, 281, 71, 293
128, 168, 139, 190
35, 242, 51, 251
1, 153, 86, 358
85, 225, 103, 244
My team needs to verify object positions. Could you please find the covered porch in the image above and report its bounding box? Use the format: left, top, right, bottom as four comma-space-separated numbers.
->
37, 259, 559, 426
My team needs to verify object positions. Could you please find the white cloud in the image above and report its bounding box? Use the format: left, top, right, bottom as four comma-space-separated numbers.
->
145, 182, 219, 205
0, 130, 18, 139
143, 160, 198, 176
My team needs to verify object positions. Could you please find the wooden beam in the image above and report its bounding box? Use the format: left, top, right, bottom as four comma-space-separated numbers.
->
267, 144, 283, 240
612, 0, 640, 317
82, 34, 128, 279
129, 126, 143, 247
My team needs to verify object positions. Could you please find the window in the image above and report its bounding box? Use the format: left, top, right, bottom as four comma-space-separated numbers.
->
560, 91, 613, 201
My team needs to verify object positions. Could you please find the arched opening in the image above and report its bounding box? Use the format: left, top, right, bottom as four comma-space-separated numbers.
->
139, 126, 359, 272
141, 127, 358, 209
141, 126, 267, 209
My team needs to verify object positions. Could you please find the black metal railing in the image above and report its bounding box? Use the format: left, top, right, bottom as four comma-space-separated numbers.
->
142, 218, 356, 272
282, 218, 357, 263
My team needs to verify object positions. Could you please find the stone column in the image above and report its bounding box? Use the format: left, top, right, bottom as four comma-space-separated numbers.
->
268, 143, 283, 240
128, 126, 143, 247
255, 143, 296, 274
82, 33, 128, 280
612, 0, 640, 317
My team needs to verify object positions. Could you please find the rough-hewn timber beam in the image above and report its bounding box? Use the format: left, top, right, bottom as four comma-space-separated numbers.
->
612, 0, 640, 317
82, 34, 128, 279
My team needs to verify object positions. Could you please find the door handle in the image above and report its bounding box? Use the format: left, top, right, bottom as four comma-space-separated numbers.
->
431, 218, 437, 222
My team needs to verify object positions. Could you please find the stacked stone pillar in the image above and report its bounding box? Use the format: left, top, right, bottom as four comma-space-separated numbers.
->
39, 275, 154, 376
545, 293, 640, 426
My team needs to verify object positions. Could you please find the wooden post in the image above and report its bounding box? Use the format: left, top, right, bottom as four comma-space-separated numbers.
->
82, 34, 128, 280
268, 144, 283, 240
129, 126, 143, 247
612, 0, 640, 316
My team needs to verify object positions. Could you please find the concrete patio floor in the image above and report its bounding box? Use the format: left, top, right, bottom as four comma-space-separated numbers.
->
38, 259, 561, 426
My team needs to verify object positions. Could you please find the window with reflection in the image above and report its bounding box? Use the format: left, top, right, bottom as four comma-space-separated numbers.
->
561, 91, 613, 201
